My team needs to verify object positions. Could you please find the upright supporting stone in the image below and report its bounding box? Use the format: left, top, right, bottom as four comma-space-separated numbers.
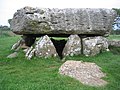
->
62, 35, 81, 57
25, 46, 34, 59
11, 40, 22, 51
83, 36, 109, 56
35, 35, 58, 58
11, 36, 27, 51
27, 48, 35, 60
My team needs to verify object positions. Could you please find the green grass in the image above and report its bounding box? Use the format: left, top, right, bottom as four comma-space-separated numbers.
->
0, 30, 16, 37
108, 35, 120, 40
51, 37, 68, 40
0, 36, 120, 90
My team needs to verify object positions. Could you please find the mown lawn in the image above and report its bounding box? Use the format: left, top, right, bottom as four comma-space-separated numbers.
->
0, 36, 120, 90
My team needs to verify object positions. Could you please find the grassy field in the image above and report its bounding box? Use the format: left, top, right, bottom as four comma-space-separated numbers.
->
0, 29, 16, 37
107, 35, 120, 40
0, 35, 120, 90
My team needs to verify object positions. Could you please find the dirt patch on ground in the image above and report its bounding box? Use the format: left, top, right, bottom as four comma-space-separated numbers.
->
59, 60, 107, 86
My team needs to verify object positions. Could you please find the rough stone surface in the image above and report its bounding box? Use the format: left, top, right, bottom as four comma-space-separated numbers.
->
59, 60, 107, 86
11, 38, 28, 51
7, 52, 18, 58
10, 6, 116, 36
25, 46, 34, 59
35, 35, 58, 58
62, 35, 81, 57
108, 40, 120, 47
21, 44, 29, 49
27, 48, 35, 60
23, 48, 29, 53
11, 40, 21, 51
83, 36, 109, 56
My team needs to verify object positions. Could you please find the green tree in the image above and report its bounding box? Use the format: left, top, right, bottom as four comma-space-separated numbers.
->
113, 8, 120, 16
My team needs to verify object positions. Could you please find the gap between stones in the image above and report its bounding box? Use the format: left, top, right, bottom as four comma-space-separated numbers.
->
51, 38, 67, 59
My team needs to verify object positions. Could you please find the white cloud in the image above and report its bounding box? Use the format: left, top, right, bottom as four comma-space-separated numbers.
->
0, 0, 120, 26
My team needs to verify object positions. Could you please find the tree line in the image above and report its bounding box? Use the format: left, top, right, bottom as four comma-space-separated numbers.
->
0, 25, 10, 31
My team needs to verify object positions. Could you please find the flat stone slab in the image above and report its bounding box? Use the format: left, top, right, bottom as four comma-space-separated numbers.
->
10, 6, 116, 36
59, 60, 107, 86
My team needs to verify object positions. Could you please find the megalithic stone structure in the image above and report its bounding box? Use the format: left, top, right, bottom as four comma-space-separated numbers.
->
9, 6, 117, 59
9, 6, 116, 36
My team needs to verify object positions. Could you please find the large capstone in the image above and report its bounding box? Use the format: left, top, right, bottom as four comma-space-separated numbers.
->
63, 35, 81, 57
10, 6, 116, 36
83, 36, 109, 56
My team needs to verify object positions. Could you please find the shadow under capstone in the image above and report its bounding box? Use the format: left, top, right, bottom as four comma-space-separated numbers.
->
51, 38, 67, 59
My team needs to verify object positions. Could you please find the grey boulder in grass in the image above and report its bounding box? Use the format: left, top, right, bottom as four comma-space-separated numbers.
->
59, 60, 107, 86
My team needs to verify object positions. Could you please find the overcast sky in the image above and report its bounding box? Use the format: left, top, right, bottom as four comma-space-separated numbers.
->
0, 0, 120, 26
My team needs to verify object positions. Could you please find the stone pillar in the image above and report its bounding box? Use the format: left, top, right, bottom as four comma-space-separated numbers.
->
62, 35, 81, 57
35, 35, 58, 58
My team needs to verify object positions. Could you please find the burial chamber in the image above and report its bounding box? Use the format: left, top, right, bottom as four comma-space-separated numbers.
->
9, 7, 117, 59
